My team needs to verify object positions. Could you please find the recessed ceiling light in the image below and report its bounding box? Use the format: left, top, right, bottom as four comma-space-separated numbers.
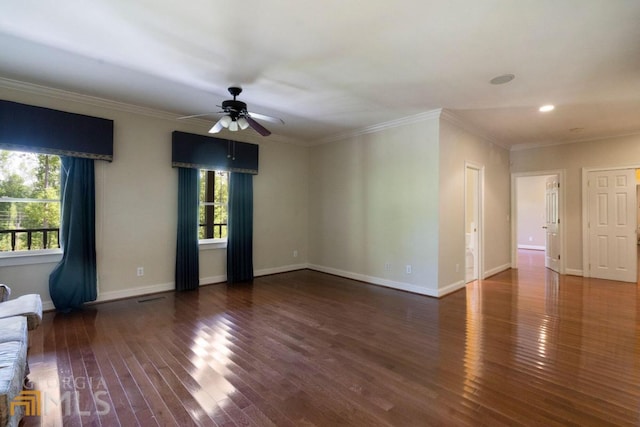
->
539, 105, 555, 112
490, 74, 515, 85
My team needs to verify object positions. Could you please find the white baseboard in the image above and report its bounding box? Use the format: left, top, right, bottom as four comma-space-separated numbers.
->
200, 275, 226, 285
43, 281, 177, 311
483, 263, 512, 278
517, 245, 545, 251
438, 280, 466, 297
307, 264, 438, 297
46, 262, 474, 311
565, 268, 583, 276
255, 263, 308, 277
97, 282, 175, 303
199, 264, 308, 286
200, 264, 307, 286
42, 265, 311, 311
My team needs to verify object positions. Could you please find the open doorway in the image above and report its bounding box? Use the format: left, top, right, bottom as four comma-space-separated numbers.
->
465, 163, 483, 283
511, 171, 565, 273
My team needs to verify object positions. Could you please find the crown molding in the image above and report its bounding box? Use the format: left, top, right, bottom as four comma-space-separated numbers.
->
510, 139, 572, 152
510, 130, 640, 152
439, 109, 509, 150
311, 109, 443, 145
0, 76, 182, 120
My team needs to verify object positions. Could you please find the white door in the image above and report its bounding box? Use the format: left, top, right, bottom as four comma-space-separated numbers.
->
544, 176, 560, 272
587, 169, 637, 282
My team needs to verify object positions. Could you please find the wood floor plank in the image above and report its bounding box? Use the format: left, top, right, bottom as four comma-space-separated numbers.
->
18, 250, 640, 426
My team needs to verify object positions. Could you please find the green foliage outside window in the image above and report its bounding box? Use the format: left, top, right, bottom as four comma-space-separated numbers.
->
199, 170, 228, 240
0, 150, 61, 251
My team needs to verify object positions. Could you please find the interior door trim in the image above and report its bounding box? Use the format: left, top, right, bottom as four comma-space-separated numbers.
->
465, 161, 484, 280
510, 170, 566, 274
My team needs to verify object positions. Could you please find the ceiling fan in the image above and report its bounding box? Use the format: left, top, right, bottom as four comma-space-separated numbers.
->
178, 87, 284, 136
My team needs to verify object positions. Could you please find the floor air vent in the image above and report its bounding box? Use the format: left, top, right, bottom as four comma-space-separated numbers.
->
137, 296, 166, 303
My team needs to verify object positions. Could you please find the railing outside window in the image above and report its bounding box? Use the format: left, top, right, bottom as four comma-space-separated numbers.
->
199, 223, 227, 240
0, 227, 60, 251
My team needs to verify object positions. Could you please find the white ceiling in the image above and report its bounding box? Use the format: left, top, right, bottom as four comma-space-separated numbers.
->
1, 1, 640, 148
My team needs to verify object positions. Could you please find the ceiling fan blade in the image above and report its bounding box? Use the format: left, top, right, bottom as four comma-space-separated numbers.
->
245, 115, 271, 136
247, 112, 284, 124
208, 119, 224, 134
177, 112, 223, 120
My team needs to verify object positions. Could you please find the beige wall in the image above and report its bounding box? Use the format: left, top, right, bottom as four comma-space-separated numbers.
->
438, 116, 511, 291
253, 138, 309, 273
510, 133, 640, 272
0, 85, 309, 308
308, 117, 441, 295
307, 112, 511, 297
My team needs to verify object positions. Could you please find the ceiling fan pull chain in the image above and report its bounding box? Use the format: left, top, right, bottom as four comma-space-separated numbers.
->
227, 140, 232, 159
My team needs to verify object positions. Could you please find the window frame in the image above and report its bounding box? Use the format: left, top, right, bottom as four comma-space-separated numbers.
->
0, 248, 62, 266
0, 150, 62, 262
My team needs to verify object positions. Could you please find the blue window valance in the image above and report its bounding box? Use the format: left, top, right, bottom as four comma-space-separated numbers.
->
171, 131, 259, 174
0, 100, 114, 161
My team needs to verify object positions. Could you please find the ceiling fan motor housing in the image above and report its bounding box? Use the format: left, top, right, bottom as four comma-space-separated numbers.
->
222, 100, 247, 118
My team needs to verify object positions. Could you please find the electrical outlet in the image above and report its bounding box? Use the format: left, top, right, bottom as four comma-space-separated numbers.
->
455, 263, 459, 272
136, 267, 144, 277
293, 250, 298, 258
384, 263, 391, 271
406, 265, 412, 274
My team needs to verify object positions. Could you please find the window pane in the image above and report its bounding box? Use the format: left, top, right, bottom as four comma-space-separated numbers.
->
198, 204, 206, 240
215, 171, 228, 204
214, 205, 228, 239
199, 169, 207, 203
198, 169, 228, 240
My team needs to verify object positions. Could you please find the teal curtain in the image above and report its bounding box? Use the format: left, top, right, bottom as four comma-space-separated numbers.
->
227, 172, 253, 283
176, 167, 200, 291
49, 156, 97, 312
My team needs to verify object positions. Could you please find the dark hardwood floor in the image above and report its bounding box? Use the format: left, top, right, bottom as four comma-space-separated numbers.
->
21, 251, 640, 426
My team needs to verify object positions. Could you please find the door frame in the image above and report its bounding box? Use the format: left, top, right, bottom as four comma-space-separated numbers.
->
581, 166, 638, 279
511, 170, 566, 273
465, 162, 484, 280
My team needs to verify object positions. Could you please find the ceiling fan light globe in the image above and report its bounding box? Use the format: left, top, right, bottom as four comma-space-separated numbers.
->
237, 117, 250, 130
229, 120, 239, 131
219, 115, 232, 128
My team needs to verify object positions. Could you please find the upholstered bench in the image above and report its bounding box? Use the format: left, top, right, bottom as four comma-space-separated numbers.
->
0, 292, 42, 331
0, 316, 28, 427
0, 286, 41, 427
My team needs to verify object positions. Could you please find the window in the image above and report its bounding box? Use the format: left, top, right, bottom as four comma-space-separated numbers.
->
0, 150, 61, 252
199, 170, 228, 242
